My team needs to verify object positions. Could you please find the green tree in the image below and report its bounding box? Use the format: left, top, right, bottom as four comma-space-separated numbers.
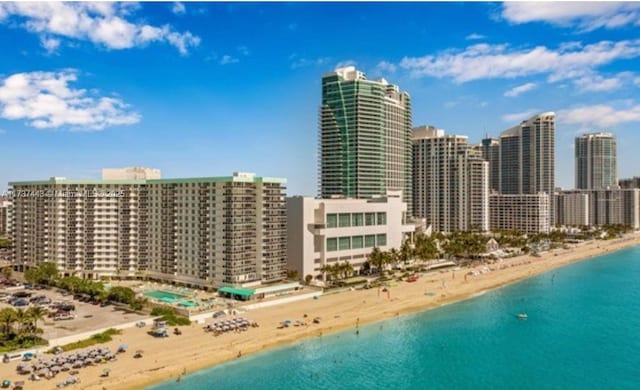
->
25, 306, 48, 337
368, 247, 382, 274
1, 266, 12, 280
305, 274, 313, 284
0, 307, 17, 337
107, 286, 136, 304
414, 234, 438, 261
399, 240, 414, 265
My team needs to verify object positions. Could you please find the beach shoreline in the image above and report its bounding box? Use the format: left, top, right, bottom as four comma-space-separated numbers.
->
8, 233, 640, 390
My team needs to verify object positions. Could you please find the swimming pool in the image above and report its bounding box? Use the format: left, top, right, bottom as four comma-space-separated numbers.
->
145, 290, 188, 302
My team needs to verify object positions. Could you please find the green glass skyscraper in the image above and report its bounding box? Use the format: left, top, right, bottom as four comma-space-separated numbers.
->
319, 66, 412, 211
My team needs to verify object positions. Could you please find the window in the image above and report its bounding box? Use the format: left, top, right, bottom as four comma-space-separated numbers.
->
376, 234, 387, 246
326, 238, 337, 252
365, 235, 376, 248
326, 214, 337, 228
339, 237, 350, 250
377, 212, 386, 225
338, 213, 351, 227
352, 213, 364, 226
365, 213, 375, 226
352, 236, 363, 249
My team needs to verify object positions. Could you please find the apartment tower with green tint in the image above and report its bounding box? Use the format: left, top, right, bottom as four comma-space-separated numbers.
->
319, 67, 412, 212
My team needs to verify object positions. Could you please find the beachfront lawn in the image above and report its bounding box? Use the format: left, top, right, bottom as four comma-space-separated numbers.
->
54, 328, 122, 353
150, 307, 190, 326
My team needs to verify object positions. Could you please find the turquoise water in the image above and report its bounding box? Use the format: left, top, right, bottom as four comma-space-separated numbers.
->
145, 290, 187, 302
149, 246, 640, 389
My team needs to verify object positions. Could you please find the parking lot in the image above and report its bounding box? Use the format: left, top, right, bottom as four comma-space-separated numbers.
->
0, 286, 148, 340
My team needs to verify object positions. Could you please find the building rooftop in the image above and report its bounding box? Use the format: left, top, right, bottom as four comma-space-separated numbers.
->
9, 172, 286, 186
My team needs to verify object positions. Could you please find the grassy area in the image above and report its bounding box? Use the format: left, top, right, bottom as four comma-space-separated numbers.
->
150, 307, 191, 326
53, 328, 122, 353
0, 337, 48, 353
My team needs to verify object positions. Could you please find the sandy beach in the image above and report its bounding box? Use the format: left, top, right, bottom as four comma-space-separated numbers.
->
6, 233, 640, 390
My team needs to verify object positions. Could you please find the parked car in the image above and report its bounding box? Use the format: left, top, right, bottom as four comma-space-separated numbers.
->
53, 313, 75, 321
12, 299, 29, 307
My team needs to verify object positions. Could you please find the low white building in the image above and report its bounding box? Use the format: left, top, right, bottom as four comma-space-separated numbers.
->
287, 191, 415, 282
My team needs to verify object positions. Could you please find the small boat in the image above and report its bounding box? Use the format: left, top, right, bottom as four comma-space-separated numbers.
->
517, 313, 528, 320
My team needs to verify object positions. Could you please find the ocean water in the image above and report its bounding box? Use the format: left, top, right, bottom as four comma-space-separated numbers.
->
150, 247, 640, 389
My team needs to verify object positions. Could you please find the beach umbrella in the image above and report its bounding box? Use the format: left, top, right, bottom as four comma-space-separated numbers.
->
72, 362, 83, 369
83, 358, 93, 366
61, 363, 71, 371
50, 366, 61, 372
37, 368, 49, 376
94, 356, 103, 363
69, 370, 79, 376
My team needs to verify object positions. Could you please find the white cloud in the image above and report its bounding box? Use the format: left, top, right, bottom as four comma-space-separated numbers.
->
0, 129, 5, 135
465, 33, 486, 40
573, 74, 621, 92
336, 60, 357, 69
399, 39, 640, 83
0, 70, 140, 130
501, 2, 640, 31
219, 55, 238, 65
501, 109, 541, 123
172, 2, 186, 15
0, 2, 200, 54
40, 36, 60, 54
504, 82, 537, 97
237, 46, 250, 56
634, 77, 640, 86
558, 104, 640, 128
376, 61, 397, 74
289, 55, 331, 69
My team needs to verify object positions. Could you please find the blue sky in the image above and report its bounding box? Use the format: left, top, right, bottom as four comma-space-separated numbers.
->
1, 2, 640, 194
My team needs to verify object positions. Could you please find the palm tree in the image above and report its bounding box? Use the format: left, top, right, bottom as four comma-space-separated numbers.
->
387, 248, 399, 270
399, 240, 413, 266
13, 308, 29, 338
25, 306, 48, 337
368, 247, 385, 275
0, 307, 17, 337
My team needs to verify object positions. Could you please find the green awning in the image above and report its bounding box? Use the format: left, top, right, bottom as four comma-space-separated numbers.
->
218, 287, 255, 297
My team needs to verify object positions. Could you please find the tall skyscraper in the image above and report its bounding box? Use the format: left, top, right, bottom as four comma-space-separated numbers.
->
481, 137, 500, 193
412, 126, 489, 232
499, 112, 555, 224
319, 66, 412, 211
575, 132, 617, 190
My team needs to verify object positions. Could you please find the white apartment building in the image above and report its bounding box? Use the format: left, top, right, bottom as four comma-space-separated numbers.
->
489, 194, 550, 234
556, 189, 640, 229
9, 172, 287, 288
556, 191, 590, 226
287, 191, 415, 282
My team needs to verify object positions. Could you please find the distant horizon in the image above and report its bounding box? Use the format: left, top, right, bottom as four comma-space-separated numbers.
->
2, 2, 640, 194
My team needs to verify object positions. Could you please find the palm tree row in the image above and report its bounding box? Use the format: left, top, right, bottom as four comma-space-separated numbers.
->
319, 261, 354, 282
0, 306, 48, 349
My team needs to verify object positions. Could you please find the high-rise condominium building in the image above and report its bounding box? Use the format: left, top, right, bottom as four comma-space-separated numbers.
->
0, 199, 12, 237
319, 66, 412, 211
575, 132, 617, 190
619, 177, 640, 189
481, 137, 500, 193
9, 172, 287, 288
556, 189, 640, 229
499, 112, 555, 224
489, 194, 550, 234
412, 126, 489, 232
